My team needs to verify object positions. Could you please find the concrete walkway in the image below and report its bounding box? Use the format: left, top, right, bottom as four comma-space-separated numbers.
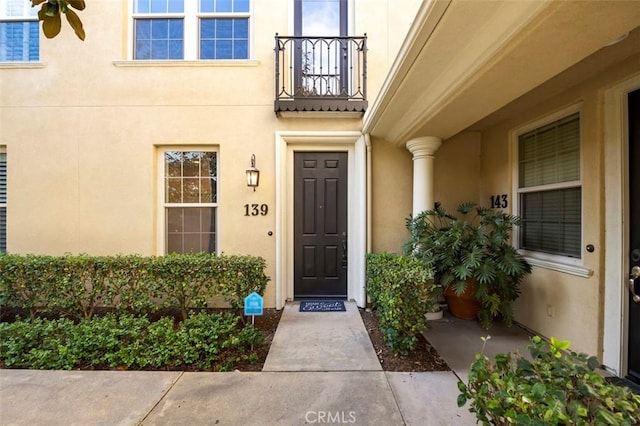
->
0, 303, 532, 425
263, 300, 381, 371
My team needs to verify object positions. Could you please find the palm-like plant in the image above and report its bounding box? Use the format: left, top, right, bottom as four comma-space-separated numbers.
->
404, 202, 532, 328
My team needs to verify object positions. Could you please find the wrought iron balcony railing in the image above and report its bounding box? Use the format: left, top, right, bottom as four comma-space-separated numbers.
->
275, 34, 367, 114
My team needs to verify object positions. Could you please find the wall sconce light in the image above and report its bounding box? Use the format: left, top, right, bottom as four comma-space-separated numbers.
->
246, 154, 260, 191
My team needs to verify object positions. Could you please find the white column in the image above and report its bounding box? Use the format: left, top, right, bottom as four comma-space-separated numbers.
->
406, 136, 442, 217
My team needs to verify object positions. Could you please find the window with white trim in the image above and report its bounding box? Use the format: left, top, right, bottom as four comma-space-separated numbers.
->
516, 112, 581, 258
0, 0, 39, 62
163, 150, 218, 253
133, 0, 250, 60
0, 148, 6, 253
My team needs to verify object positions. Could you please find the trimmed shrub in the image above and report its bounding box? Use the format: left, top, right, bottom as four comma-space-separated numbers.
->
0, 312, 263, 371
0, 253, 269, 320
366, 252, 437, 355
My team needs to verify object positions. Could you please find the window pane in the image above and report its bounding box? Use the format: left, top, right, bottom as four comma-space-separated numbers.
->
182, 152, 200, 176
217, 0, 232, 12
0, 21, 39, 62
182, 178, 200, 203
168, 40, 183, 59
234, 19, 248, 38
167, 207, 183, 232
166, 207, 216, 253
151, 0, 167, 13
135, 0, 151, 13
215, 40, 232, 59
164, 151, 217, 203
166, 177, 181, 203
151, 39, 168, 58
216, 19, 232, 38
519, 113, 580, 188
0, 151, 5, 253
3, 0, 37, 17
301, 0, 341, 36
200, 40, 214, 59
1, 206, 7, 253
200, 19, 214, 38
199, 18, 248, 60
183, 207, 201, 232
168, 0, 183, 13
234, 0, 249, 12
234, 40, 247, 59
134, 18, 183, 60
151, 19, 169, 38
520, 187, 581, 257
0, 153, 6, 204
200, 0, 215, 13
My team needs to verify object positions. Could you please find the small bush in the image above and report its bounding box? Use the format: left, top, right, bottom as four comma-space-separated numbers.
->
0, 312, 263, 371
458, 335, 640, 425
366, 252, 437, 355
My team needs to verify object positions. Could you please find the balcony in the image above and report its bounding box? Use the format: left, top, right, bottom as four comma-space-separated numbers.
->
274, 35, 367, 115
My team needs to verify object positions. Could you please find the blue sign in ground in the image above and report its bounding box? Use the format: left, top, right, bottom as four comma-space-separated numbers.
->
299, 300, 346, 312
244, 292, 263, 316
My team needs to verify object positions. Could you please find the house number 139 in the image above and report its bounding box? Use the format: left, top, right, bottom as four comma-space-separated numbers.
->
244, 204, 268, 216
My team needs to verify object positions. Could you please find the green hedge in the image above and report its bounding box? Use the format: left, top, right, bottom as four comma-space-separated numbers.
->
0, 253, 269, 320
0, 312, 262, 371
366, 252, 437, 355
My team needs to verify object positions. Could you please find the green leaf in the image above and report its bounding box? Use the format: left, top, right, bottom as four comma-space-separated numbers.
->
44, 1, 59, 17
65, 7, 85, 40
67, 0, 85, 10
596, 409, 619, 425
550, 336, 571, 352
42, 13, 61, 38
457, 394, 467, 407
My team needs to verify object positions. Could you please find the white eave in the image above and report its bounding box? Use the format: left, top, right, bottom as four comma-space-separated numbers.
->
363, 0, 640, 145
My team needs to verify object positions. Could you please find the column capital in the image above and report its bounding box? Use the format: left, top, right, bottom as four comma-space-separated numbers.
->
406, 136, 442, 158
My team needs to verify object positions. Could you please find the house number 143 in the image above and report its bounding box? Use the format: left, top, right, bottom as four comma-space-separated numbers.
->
490, 194, 508, 209
244, 204, 268, 216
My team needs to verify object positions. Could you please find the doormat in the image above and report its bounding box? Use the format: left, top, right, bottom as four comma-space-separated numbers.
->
299, 300, 346, 312
605, 377, 640, 395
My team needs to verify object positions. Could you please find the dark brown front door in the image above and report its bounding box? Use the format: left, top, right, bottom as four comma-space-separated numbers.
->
294, 152, 348, 298
627, 88, 640, 384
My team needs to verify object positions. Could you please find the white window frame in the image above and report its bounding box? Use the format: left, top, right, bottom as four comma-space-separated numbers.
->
511, 104, 591, 277
129, 0, 252, 61
0, 0, 39, 63
0, 146, 6, 253
156, 146, 219, 255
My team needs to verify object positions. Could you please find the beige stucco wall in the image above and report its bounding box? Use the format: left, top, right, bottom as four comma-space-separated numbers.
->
370, 137, 413, 253
0, 0, 420, 308
474, 52, 640, 356
433, 131, 481, 212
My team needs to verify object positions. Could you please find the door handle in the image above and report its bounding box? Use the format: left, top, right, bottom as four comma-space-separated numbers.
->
629, 266, 640, 303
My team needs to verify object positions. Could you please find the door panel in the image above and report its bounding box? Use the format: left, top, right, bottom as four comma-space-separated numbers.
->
294, 152, 348, 298
627, 88, 640, 384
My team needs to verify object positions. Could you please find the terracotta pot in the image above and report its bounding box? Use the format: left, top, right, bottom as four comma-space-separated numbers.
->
445, 278, 481, 320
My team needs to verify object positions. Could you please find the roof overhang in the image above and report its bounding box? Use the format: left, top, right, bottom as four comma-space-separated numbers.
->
363, 0, 640, 146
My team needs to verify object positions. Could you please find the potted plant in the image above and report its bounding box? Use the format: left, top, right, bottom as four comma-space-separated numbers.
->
404, 202, 531, 328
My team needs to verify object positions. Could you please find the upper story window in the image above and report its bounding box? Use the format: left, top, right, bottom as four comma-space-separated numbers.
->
516, 111, 582, 260
0, 0, 39, 62
132, 0, 250, 60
